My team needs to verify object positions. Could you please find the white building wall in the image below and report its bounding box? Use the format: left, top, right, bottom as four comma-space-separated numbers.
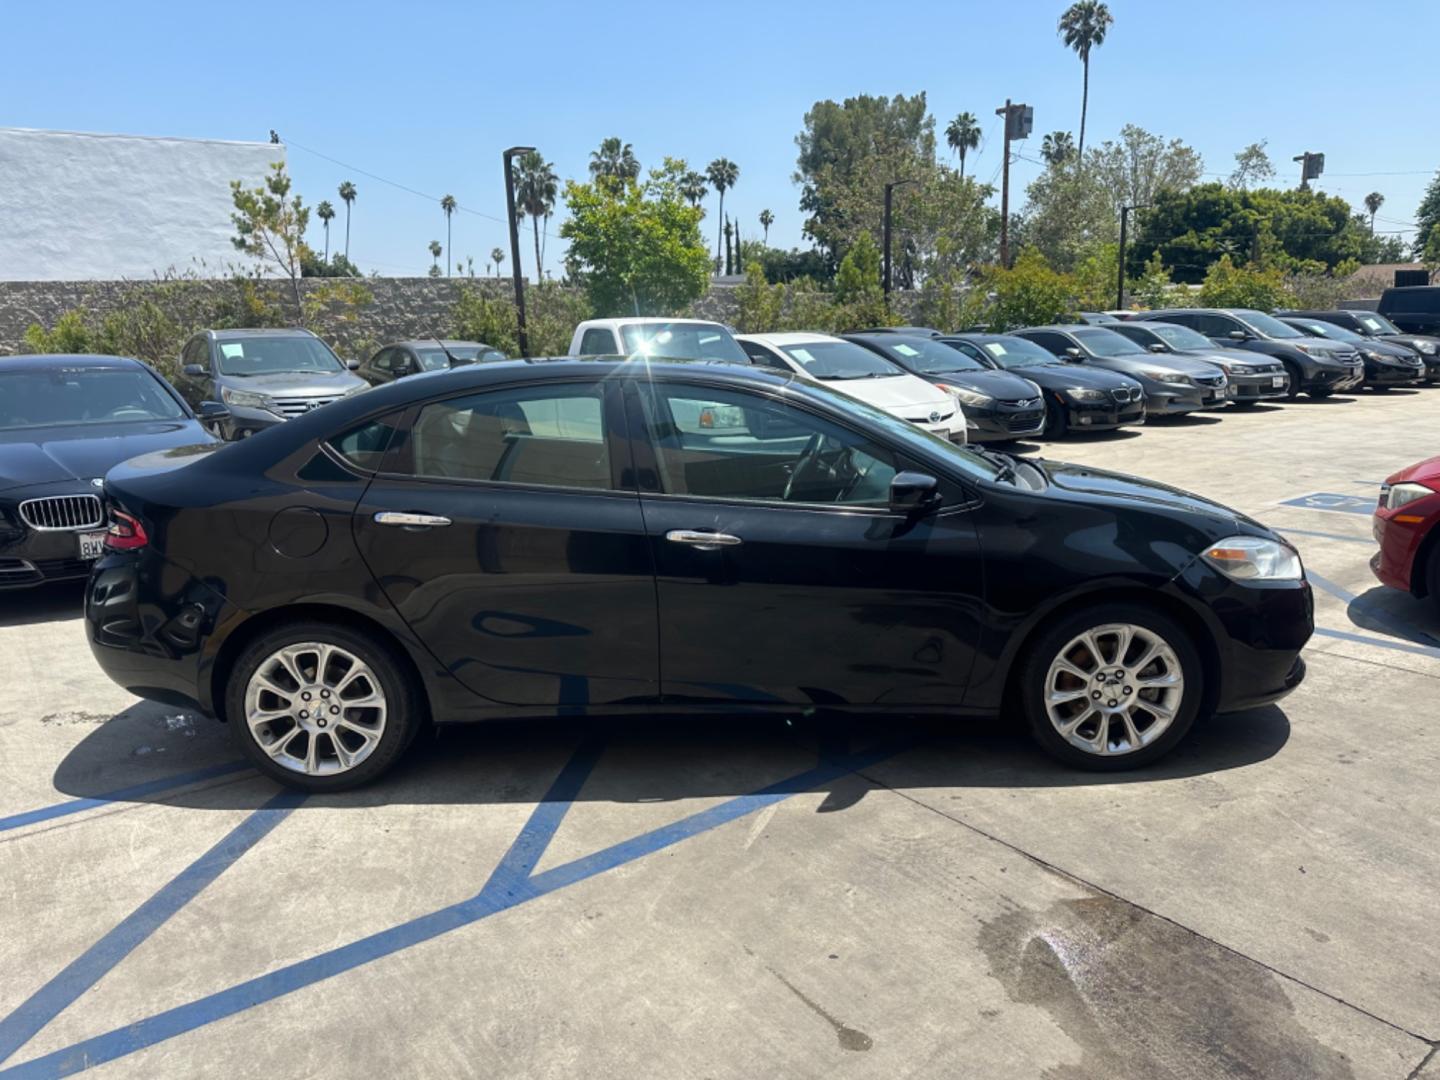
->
0, 127, 281, 281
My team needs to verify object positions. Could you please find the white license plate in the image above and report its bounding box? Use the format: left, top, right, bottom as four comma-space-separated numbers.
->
78, 531, 108, 560
1271, 375, 1286, 387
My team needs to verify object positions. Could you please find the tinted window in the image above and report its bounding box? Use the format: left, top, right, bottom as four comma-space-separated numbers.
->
877, 338, 986, 373
330, 414, 402, 470
959, 337, 1058, 369
1291, 320, 1362, 342
217, 336, 345, 375
1384, 288, 1440, 313
410, 385, 610, 489
1235, 311, 1303, 339
740, 341, 788, 369
1112, 324, 1164, 348
1017, 331, 1074, 356
1357, 313, 1401, 334
636, 385, 899, 506
1145, 324, 1216, 351
1191, 313, 1238, 337
183, 338, 208, 369
578, 328, 616, 355
1072, 329, 1148, 357
620, 322, 749, 363
780, 340, 904, 379
0, 367, 185, 430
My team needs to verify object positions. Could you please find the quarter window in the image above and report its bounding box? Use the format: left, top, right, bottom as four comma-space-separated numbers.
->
636, 385, 899, 507
409, 385, 611, 489
578, 328, 617, 354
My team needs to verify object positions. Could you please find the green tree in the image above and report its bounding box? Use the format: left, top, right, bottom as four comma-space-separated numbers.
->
589, 137, 640, 183
680, 171, 708, 207
1195, 254, 1292, 310
1415, 171, 1440, 245
560, 168, 711, 316
1041, 131, 1075, 167
734, 261, 785, 333
759, 208, 774, 244
512, 150, 558, 283
231, 161, 310, 322
1130, 250, 1173, 310
944, 112, 981, 181
705, 158, 739, 274
1363, 191, 1384, 235
1089, 126, 1203, 216
22, 310, 95, 355
428, 239, 442, 276
440, 194, 457, 275
338, 180, 357, 259
491, 246, 506, 278
1017, 157, 1117, 271
1229, 141, 1275, 190
1424, 226, 1440, 284
316, 200, 336, 262
985, 250, 1077, 331
1057, 1, 1113, 158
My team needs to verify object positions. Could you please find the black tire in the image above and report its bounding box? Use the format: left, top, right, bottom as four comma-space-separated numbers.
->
226, 620, 422, 791
1017, 603, 1205, 771
1230, 400, 1258, 408
1044, 400, 1070, 438
1426, 546, 1440, 618
1282, 364, 1303, 400
1307, 386, 1334, 399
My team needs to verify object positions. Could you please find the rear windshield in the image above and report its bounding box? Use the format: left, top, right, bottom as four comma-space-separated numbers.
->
1073, 328, 1148, 357
620, 322, 749, 363
779, 340, 902, 380
217, 337, 345, 376
415, 346, 507, 371
0, 368, 185, 430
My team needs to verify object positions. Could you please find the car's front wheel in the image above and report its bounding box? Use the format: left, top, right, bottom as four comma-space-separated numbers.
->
226, 621, 421, 791
1019, 604, 1203, 770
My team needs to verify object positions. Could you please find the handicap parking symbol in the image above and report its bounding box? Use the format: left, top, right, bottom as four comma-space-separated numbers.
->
1279, 492, 1376, 516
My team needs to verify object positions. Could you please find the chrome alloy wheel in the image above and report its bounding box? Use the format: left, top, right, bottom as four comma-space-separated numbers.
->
1043, 623, 1184, 756
243, 642, 388, 776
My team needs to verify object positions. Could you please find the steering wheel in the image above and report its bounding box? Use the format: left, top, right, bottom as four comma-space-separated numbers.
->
782, 433, 825, 502
784, 434, 858, 503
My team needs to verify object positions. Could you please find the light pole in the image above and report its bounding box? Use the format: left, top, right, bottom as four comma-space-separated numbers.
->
883, 179, 917, 299
503, 145, 535, 357
1293, 150, 1325, 192
993, 100, 1032, 268
1116, 203, 1149, 311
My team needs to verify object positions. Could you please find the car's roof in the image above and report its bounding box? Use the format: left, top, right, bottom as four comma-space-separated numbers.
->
389, 340, 496, 349
208, 327, 319, 340
942, 332, 1025, 342
0, 353, 147, 370
1015, 325, 1090, 333
857, 326, 942, 336
577, 317, 729, 329
846, 332, 938, 345
737, 332, 843, 347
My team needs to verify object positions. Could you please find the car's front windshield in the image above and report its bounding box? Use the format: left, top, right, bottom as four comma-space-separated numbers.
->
1237, 311, 1303, 339
218, 337, 345, 376
779, 340, 902, 380
0, 368, 185, 430
1073, 328, 1148, 357
1357, 313, 1402, 335
1294, 321, 1363, 343
1148, 324, 1216, 351
961, 337, 1057, 369
415, 346, 505, 371
884, 338, 988, 373
621, 322, 749, 363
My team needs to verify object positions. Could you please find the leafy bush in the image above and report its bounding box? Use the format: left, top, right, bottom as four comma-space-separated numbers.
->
984, 250, 1077, 331
452, 283, 592, 357
1195, 255, 1293, 311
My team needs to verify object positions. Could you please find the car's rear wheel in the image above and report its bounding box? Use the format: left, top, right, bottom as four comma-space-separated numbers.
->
1019, 604, 1203, 770
227, 621, 420, 791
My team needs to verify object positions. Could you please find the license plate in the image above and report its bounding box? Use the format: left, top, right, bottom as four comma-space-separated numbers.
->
1272, 375, 1286, 387
78, 531, 107, 560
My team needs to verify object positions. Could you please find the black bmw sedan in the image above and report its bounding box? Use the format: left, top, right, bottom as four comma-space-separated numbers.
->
86, 358, 1312, 790
938, 334, 1146, 437
1, 355, 222, 589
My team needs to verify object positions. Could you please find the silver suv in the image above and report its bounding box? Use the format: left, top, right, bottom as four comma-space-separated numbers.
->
175, 328, 369, 440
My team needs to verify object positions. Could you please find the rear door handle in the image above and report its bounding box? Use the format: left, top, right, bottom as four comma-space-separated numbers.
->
374, 511, 452, 528
665, 529, 742, 550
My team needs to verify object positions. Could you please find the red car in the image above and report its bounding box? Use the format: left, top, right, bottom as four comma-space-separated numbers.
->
1373, 455, 1440, 610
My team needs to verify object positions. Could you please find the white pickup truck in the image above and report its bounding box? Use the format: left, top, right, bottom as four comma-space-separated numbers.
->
568, 317, 750, 364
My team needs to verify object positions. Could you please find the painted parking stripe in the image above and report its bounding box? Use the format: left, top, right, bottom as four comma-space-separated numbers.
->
1276, 527, 1373, 545
0, 790, 304, 1065
0, 738, 906, 1080
0, 763, 251, 835
1306, 570, 1440, 648
1312, 626, 1440, 661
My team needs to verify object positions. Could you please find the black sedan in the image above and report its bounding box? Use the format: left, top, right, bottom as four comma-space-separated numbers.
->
1278, 317, 1425, 389
1, 355, 223, 589
358, 339, 507, 386
1107, 321, 1290, 405
1278, 309, 1440, 383
87, 358, 1312, 790
1011, 326, 1230, 416
845, 333, 1046, 442
939, 334, 1146, 437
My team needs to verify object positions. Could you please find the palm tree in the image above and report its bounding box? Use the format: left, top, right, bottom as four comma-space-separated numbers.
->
338, 181, 357, 259
1364, 191, 1385, 234
428, 240, 442, 274
680, 171, 708, 208
589, 137, 640, 183
512, 150, 558, 284
1057, 1, 1114, 159
759, 208, 774, 245
1041, 131, 1076, 167
316, 200, 336, 262
440, 194, 457, 275
706, 158, 739, 274
491, 246, 506, 279
944, 112, 982, 180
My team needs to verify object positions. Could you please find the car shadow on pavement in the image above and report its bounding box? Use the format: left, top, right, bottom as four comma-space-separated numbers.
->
1062, 428, 1143, 443
1346, 584, 1440, 647
46, 700, 1292, 814
0, 582, 86, 627
1148, 413, 1223, 426
1283, 395, 1357, 405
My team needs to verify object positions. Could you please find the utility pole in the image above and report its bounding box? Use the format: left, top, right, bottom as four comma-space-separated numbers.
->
882, 179, 916, 299
503, 145, 535, 357
1293, 151, 1325, 192
1116, 203, 1148, 311
994, 101, 1032, 268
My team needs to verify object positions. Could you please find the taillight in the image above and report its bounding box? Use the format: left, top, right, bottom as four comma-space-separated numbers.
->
105, 509, 149, 551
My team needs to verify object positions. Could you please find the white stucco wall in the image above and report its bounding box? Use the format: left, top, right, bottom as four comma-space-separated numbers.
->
0, 128, 281, 281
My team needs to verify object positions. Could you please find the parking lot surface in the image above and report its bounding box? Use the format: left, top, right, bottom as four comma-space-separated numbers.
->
2, 388, 1438, 1079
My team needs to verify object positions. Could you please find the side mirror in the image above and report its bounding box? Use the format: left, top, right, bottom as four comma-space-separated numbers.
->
197, 401, 230, 424
183, 364, 206, 377
346, 360, 361, 371
890, 471, 940, 515
1149, 343, 1168, 353
1063, 347, 1084, 362
1228, 330, 1248, 341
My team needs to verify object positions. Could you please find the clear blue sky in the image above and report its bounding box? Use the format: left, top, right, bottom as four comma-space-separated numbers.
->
5, 0, 1437, 278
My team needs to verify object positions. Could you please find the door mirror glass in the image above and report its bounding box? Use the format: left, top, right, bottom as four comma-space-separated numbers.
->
1063, 347, 1084, 361
183, 364, 206, 377
197, 401, 230, 422
889, 471, 940, 514
346, 360, 361, 371
1148, 343, 1168, 353
1228, 330, 1248, 341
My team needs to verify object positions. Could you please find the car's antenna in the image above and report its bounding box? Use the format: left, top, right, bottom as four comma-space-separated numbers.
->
432, 335, 463, 368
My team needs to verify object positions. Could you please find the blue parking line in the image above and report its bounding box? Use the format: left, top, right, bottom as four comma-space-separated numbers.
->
0, 738, 907, 1079
0, 790, 304, 1066
0, 763, 251, 835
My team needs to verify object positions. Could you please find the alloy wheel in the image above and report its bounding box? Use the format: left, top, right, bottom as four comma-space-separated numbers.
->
243, 642, 388, 776
1043, 623, 1184, 756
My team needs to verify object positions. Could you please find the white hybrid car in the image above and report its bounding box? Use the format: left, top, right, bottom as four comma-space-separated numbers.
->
737, 332, 967, 443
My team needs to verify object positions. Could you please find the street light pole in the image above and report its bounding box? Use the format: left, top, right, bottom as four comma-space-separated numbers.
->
503, 145, 536, 357
996, 99, 1012, 268
1116, 203, 1149, 311
882, 179, 916, 299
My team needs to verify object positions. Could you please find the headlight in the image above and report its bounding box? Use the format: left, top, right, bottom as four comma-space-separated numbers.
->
937, 384, 992, 407
1362, 349, 1387, 362
220, 386, 272, 410
1066, 388, 1109, 402
1384, 482, 1438, 511
1139, 368, 1190, 385
1201, 536, 1303, 582
1415, 341, 1437, 355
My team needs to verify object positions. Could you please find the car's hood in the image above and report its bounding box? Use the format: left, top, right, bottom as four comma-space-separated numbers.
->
928, 368, 1042, 402
223, 371, 366, 394
1173, 346, 1270, 368
1016, 363, 1140, 390
1093, 353, 1223, 378
0, 421, 217, 494
1385, 455, 1440, 488
1298, 339, 1357, 358
822, 373, 953, 412
1357, 339, 1420, 359
1380, 333, 1440, 352
1037, 460, 1272, 536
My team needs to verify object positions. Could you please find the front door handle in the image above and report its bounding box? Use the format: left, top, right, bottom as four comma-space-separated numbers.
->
665, 529, 742, 550
374, 511, 452, 528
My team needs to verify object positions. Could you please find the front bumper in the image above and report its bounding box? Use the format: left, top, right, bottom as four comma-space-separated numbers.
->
1062, 395, 1146, 431
967, 401, 1047, 442
0, 506, 108, 590
1371, 506, 1436, 594
1364, 360, 1426, 387
1143, 383, 1217, 415
1306, 362, 1365, 392
1226, 371, 1290, 401
219, 405, 287, 441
